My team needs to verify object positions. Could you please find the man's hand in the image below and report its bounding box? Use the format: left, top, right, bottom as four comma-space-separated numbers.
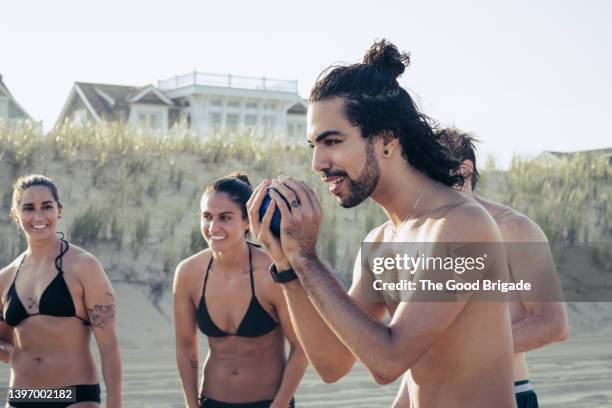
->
268, 176, 323, 264
247, 179, 291, 269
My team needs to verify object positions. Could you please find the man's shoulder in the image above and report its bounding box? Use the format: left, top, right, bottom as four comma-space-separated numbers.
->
475, 195, 548, 242
496, 210, 547, 243
436, 200, 502, 242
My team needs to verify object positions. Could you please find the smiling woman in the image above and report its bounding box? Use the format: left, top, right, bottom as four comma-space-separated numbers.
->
173, 172, 307, 408
0, 174, 122, 408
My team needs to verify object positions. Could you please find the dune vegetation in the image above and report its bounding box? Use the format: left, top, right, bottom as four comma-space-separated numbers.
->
1, 122, 609, 301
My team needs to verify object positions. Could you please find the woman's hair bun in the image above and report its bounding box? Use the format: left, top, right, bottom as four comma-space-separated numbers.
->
362, 39, 410, 79
228, 171, 251, 187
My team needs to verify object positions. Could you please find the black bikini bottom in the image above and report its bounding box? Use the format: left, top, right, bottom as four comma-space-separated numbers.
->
8, 383, 101, 407
199, 396, 295, 408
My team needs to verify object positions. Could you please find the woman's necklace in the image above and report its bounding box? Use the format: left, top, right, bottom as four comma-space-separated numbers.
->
391, 182, 441, 237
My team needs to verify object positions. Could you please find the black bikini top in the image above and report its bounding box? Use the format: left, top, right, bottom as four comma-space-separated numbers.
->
2, 239, 90, 327
197, 244, 279, 337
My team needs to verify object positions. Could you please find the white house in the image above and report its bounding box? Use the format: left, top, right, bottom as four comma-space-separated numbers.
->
157, 72, 307, 139
55, 72, 307, 139
0, 74, 38, 128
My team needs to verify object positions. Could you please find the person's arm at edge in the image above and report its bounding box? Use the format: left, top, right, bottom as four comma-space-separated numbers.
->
0, 266, 15, 364
391, 374, 411, 408
173, 259, 200, 408
503, 216, 568, 352
80, 255, 122, 408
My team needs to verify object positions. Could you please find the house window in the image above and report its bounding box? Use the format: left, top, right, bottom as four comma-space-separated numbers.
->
209, 98, 222, 107
245, 101, 258, 109
263, 102, 276, 110
149, 113, 160, 129
227, 100, 240, 108
263, 115, 276, 132
136, 111, 163, 130
208, 112, 222, 132
226, 113, 239, 131
295, 123, 305, 137
244, 114, 257, 127
73, 109, 87, 125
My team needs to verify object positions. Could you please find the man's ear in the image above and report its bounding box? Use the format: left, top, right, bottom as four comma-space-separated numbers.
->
380, 130, 399, 157
459, 159, 474, 180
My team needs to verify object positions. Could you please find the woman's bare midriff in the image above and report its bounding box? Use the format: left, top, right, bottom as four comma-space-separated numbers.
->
201, 329, 286, 403
10, 316, 98, 388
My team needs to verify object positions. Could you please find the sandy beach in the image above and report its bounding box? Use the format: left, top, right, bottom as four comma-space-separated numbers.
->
2, 283, 611, 407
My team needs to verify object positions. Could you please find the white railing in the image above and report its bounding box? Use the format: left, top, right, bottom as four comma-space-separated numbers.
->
158, 72, 298, 93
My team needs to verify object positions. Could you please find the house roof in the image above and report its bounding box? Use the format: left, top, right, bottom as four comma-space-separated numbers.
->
543, 148, 612, 158
56, 82, 177, 127
287, 102, 307, 115
0, 74, 34, 121
77, 82, 175, 113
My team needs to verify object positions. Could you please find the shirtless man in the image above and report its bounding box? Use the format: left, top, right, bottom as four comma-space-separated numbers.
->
247, 40, 516, 407
422, 128, 567, 408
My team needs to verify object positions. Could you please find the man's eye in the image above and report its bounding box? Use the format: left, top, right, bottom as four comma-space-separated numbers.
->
326, 139, 340, 146
308, 143, 315, 149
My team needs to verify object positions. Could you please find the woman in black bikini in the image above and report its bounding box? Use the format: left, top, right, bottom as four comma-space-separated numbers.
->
174, 172, 307, 408
0, 175, 122, 407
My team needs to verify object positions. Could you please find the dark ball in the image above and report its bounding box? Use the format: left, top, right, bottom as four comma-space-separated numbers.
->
258, 188, 288, 238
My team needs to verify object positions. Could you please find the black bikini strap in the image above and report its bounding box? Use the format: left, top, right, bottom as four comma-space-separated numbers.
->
54, 239, 70, 274
204, 245, 254, 295
247, 244, 255, 296
203, 256, 214, 295
11, 252, 27, 284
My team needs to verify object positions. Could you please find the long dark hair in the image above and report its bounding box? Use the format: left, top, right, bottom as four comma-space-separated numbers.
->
309, 39, 464, 187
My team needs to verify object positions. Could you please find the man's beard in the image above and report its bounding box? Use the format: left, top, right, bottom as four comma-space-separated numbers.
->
340, 140, 381, 208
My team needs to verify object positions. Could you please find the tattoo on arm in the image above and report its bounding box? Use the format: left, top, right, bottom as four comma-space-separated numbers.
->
189, 354, 198, 370
87, 303, 116, 329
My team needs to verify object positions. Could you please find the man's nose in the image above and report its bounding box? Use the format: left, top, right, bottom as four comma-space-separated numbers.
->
311, 146, 331, 173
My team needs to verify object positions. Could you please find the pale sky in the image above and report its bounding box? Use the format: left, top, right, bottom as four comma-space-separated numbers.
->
2, 0, 611, 168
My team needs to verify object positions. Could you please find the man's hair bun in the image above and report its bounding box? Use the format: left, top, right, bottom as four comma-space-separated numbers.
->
362, 39, 410, 79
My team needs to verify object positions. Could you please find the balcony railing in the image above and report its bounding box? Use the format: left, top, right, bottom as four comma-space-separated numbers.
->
158, 72, 298, 93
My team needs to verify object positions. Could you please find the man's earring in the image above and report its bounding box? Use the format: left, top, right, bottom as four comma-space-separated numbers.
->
384, 149, 390, 156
